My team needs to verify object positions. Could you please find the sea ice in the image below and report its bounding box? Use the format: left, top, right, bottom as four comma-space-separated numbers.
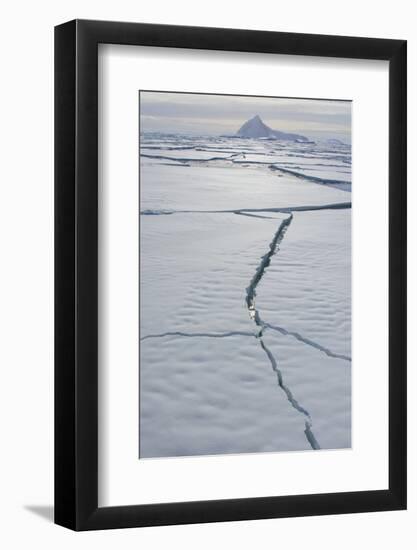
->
139, 134, 352, 457
140, 334, 312, 458
140, 163, 350, 213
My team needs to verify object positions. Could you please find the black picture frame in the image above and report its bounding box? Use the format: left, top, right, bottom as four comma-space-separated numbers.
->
55, 19, 407, 531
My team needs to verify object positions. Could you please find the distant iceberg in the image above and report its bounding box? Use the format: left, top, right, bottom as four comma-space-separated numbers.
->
236, 115, 309, 142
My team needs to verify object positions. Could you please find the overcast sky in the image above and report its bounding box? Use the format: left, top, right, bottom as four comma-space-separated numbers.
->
140, 91, 351, 142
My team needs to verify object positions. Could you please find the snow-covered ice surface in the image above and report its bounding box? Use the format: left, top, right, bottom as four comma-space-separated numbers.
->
139, 133, 351, 458
141, 212, 293, 337
140, 163, 350, 213
140, 335, 311, 458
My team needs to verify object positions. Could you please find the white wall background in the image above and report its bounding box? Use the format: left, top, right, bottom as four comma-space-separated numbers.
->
0, 1, 414, 547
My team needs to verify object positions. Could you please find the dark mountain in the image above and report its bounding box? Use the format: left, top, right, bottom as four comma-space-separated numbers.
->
236, 115, 308, 141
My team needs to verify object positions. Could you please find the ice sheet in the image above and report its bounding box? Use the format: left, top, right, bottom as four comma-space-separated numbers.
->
140, 163, 350, 212
140, 334, 312, 458
140, 212, 288, 336
139, 133, 351, 457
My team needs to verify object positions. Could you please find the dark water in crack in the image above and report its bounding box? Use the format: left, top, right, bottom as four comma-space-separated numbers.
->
244, 213, 321, 450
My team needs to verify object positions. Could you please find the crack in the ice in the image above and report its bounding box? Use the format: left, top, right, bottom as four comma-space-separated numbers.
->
234, 212, 278, 220
140, 141, 350, 452
259, 338, 320, 450
269, 164, 350, 188
140, 330, 253, 341
141, 326, 350, 365
161, 163, 191, 167
245, 214, 293, 333
140, 202, 351, 216
244, 213, 320, 450
264, 323, 351, 362
142, 154, 351, 189
141, 153, 236, 163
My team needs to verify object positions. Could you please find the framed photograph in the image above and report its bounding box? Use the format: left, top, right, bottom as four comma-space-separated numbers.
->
55, 19, 406, 530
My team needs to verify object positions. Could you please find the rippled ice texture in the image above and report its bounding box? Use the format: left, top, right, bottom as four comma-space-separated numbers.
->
139, 133, 351, 458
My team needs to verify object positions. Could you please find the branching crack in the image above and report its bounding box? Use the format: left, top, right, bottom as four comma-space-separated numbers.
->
245, 214, 321, 450
141, 203, 348, 452
264, 323, 351, 362
140, 202, 351, 216
234, 212, 278, 220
